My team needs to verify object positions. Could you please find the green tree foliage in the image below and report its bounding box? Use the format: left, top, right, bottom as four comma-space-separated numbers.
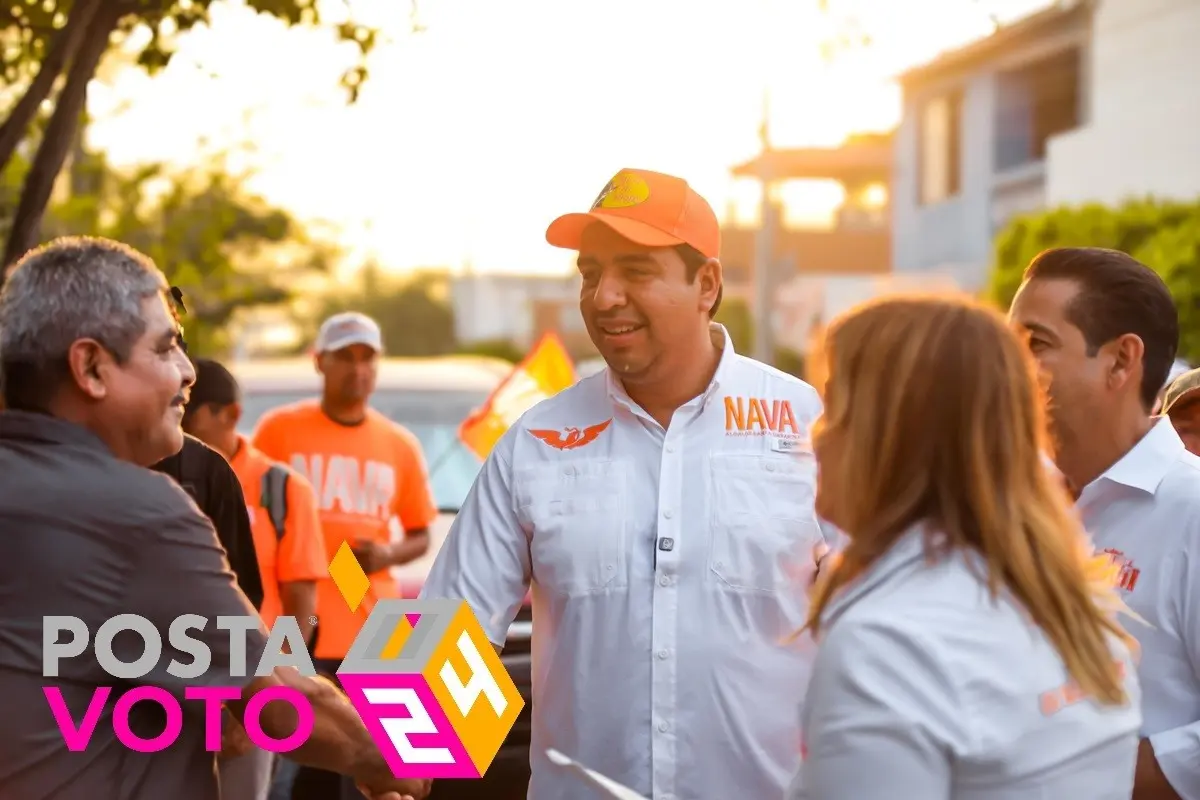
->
987, 199, 1200, 363
3, 0, 385, 100
5, 144, 335, 356
714, 296, 807, 377
455, 338, 524, 364
714, 295, 753, 353
1, 0, 404, 271
308, 265, 459, 357
0, 141, 29, 244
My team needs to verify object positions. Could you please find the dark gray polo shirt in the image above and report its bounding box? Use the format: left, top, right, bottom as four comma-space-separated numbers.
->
0, 410, 269, 800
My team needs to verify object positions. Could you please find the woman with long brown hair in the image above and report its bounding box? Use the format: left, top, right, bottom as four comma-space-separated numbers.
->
787, 294, 1142, 799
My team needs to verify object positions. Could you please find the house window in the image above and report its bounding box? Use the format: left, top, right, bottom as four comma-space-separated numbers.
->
918, 90, 963, 205
994, 47, 1082, 171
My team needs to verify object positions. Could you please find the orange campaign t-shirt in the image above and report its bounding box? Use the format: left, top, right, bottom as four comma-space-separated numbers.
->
251, 400, 439, 660
229, 435, 327, 632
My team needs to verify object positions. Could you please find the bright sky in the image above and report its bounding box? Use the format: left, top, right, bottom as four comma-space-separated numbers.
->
87, 0, 1051, 277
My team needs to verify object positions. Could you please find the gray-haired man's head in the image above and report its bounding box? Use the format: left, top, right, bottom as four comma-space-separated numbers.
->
0, 237, 196, 465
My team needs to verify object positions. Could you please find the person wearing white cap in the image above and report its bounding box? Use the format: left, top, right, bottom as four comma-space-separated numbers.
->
311, 311, 386, 401
252, 310, 439, 800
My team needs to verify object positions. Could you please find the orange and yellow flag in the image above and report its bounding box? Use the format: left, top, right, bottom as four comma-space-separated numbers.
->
459, 333, 577, 460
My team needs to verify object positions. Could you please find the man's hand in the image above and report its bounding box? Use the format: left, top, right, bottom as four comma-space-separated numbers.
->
351, 539, 394, 574
1134, 738, 1183, 800
220, 706, 254, 758
352, 532, 429, 574
356, 778, 432, 800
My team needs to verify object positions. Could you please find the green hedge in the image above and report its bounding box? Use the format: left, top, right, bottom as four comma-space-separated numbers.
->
986, 198, 1200, 363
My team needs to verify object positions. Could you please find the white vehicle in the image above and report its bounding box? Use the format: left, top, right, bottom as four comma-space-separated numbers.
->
229, 355, 535, 779
231, 354, 515, 599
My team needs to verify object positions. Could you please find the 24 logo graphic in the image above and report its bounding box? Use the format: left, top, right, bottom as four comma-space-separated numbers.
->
336, 599, 524, 779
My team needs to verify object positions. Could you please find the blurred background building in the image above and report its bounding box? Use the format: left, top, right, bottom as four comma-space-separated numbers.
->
890, 0, 1200, 290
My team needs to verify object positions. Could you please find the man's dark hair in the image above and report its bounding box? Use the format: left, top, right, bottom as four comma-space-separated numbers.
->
676, 243, 722, 318
1023, 247, 1178, 409
182, 358, 240, 423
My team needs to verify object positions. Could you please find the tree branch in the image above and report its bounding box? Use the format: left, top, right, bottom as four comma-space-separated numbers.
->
3, 0, 124, 270
0, 0, 103, 173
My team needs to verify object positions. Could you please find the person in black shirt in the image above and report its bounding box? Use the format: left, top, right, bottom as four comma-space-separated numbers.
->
147, 285, 264, 610
151, 434, 264, 610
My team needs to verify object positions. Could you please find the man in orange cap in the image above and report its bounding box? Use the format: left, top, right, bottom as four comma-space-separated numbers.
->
544, 168, 725, 401
423, 168, 835, 799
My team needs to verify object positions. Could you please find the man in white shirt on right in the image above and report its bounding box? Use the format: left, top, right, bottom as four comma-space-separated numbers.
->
1010, 246, 1200, 800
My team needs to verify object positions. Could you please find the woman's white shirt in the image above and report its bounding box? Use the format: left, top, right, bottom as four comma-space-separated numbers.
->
788, 526, 1142, 800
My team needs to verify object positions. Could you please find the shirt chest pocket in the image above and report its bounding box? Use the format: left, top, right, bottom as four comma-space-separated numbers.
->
515, 459, 628, 598
708, 453, 822, 594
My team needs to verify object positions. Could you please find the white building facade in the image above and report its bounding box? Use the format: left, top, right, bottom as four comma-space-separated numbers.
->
1047, 0, 1200, 206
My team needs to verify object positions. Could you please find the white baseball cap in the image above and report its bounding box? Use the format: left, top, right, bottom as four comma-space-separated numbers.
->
314, 312, 383, 354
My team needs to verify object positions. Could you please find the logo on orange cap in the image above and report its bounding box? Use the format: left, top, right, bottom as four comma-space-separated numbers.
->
546, 167, 721, 260
591, 171, 651, 210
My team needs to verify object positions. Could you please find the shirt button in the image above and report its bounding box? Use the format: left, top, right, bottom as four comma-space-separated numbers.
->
765, 462, 775, 472
657, 649, 669, 659
663, 509, 673, 519
659, 576, 670, 587
665, 444, 675, 453
658, 721, 670, 733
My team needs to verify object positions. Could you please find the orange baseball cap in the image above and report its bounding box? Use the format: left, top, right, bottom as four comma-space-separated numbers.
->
545, 168, 720, 260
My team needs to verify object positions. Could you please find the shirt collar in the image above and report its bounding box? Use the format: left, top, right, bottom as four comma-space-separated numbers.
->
0, 409, 112, 453
604, 322, 736, 411
819, 524, 929, 629
1085, 416, 1184, 496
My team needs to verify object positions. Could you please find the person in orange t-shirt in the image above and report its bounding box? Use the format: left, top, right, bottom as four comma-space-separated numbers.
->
183, 359, 326, 633
250, 313, 437, 800
181, 358, 328, 800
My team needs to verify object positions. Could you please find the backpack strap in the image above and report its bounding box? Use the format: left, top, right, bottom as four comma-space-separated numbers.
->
260, 464, 290, 541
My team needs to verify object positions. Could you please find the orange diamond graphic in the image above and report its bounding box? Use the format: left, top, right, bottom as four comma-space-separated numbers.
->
329, 541, 371, 611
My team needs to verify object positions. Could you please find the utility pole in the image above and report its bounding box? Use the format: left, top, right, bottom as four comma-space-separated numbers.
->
752, 88, 776, 365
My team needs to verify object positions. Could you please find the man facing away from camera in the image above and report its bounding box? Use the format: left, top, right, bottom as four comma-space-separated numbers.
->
0, 236, 429, 800
151, 430, 265, 610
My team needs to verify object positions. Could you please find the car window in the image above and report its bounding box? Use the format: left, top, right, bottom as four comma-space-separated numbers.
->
237, 388, 489, 513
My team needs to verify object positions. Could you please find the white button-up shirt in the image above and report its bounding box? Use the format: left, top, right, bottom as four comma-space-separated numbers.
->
421, 325, 830, 800
790, 526, 1142, 800
1077, 417, 1200, 800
